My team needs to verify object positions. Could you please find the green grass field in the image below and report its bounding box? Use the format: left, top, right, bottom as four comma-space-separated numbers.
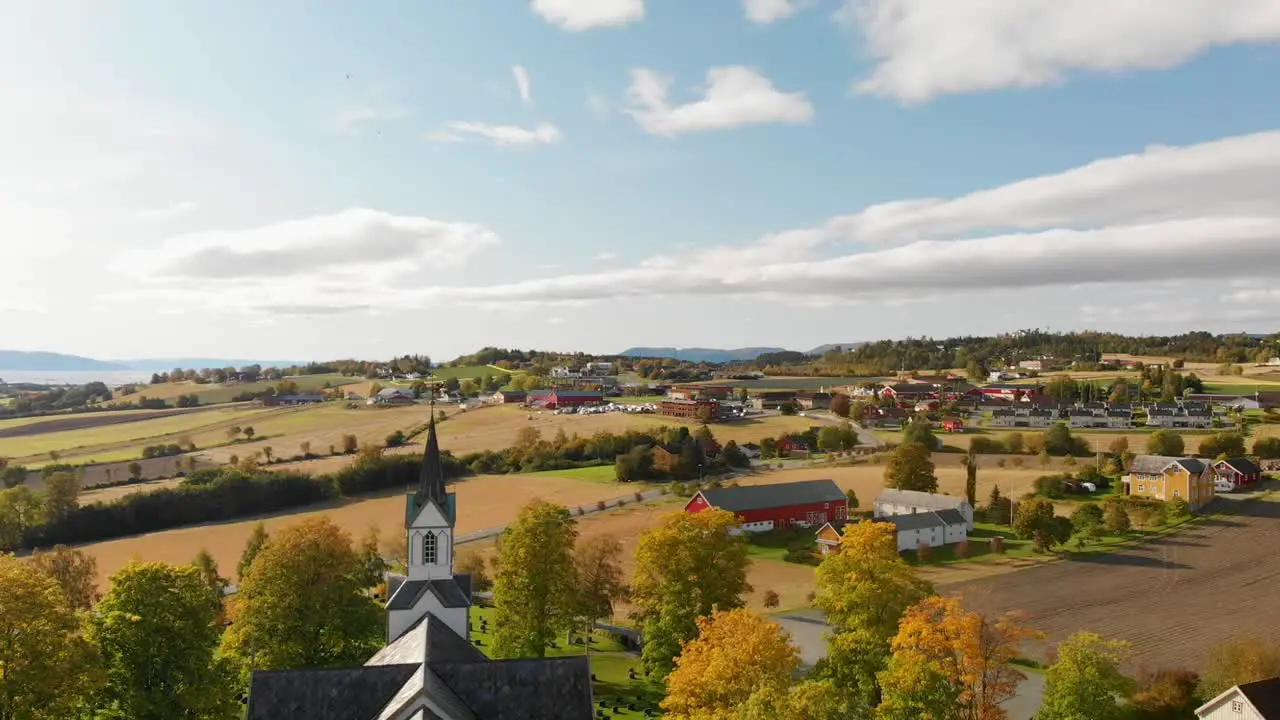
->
1203, 381, 1280, 395
469, 606, 664, 719
525, 465, 623, 484
429, 365, 514, 380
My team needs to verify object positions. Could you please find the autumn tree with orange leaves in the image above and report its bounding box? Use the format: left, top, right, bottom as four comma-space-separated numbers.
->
660, 609, 799, 720
877, 595, 1040, 720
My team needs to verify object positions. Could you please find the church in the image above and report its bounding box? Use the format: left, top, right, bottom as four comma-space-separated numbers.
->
246, 413, 595, 719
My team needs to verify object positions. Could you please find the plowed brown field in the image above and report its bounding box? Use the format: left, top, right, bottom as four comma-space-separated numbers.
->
949, 495, 1280, 670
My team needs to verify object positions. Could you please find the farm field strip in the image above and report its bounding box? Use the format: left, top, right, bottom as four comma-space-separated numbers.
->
0, 405, 285, 462
105, 373, 358, 406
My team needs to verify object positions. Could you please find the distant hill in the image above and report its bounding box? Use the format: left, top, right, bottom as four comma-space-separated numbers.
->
112, 358, 310, 371
618, 347, 788, 363
807, 342, 867, 355
0, 350, 129, 372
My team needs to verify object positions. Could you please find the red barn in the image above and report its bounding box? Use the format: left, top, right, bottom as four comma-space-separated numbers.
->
540, 390, 603, 409
942, 418, 964, 432
684, 479, 848, 532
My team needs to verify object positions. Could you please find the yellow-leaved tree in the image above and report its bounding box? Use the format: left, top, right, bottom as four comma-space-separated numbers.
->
0, 553, 101, 718
221, 517, 383, 675
631, 508, 750, 677
661, 609, 799, 720
811, 519, 934, 714
877, 595, 1040, 720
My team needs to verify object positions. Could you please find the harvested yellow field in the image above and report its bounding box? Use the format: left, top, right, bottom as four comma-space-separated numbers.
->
76, 471, 655, 591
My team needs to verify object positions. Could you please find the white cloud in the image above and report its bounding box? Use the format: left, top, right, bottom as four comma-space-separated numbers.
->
624, 66, 814, 136
0, 301, 43, 314
107, 209, 500, 316
136, 200, 197, 220
530, 0, 644, 30
592, 252, 618, 261
426, 121, 563, 146
745, 0, 802, 24
512, 65, 533, 105
841, 0, 1280, 102
335, 105, 408, 133
374, 129, 1280, 308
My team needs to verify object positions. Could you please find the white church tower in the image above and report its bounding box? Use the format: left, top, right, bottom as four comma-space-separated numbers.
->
386, 406, 472, 642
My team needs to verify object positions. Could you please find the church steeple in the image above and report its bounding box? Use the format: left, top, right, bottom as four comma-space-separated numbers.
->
417, 398, 447, 505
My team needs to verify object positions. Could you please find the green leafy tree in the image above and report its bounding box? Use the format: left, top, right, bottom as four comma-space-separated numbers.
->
573, 534, 627, 642
492, 500, 580, 659
1013, 499, 1071, 551
191, 549, 230, 602
845, 488, 860, 510
237, 522, 269, 581
902, 418, 939, 450
1127, 667, 1201, 719
721, 440, 749, 468
1, 464, 27, 489
1037, 632, 1134, 720
963, 448, 978, 507
42, 471, 81, 523
1147, 430, 1185, 457
243, 426, 255, 441
1103, 500, 1131, 535
830, 393, 851, 418
30, 544, 100, 611
1199, 432, 1246, 459
817, 426, 843, 453
89, 561, 237, 720
0, 554, 101, 718
0, 486, 43, 550
883, 443, 939, 492
354, 525, 389, 589
1070, 504, 1104, 539
1254, 436, 1280, 459
222, 517, 383, 671
127, 462, 143, 481
631, 508, 750, 677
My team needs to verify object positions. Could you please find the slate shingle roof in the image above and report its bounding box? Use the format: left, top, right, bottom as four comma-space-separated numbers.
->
1128, 455, 1208, 475
1237, 677, 1280, 717
387, 577, 473, 611
875, 489, 969, 510
698, 479, 846, 513
247, 664, 420, 720
432, 657, 594, 720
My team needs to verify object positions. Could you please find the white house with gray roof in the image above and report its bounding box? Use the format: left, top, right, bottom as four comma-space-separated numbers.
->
246, 411, 594, 720
874, 489, 974, 530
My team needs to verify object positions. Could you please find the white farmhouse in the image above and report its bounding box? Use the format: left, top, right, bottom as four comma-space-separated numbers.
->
882, 510, 969, 552
875, 488, 975, 531
1197, 677, 1280, 719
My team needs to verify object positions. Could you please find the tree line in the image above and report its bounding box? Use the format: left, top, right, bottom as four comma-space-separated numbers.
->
0, 513, 398, 719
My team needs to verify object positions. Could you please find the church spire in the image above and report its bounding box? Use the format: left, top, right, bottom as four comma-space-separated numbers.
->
417, 395, 447, 505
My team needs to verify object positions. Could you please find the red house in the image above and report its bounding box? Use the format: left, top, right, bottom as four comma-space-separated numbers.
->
1214, 457, 1263, 490
540, 390, 603, 409
684, 479, 848, 531
778, 437, 809, 455
941, 418, 964, 432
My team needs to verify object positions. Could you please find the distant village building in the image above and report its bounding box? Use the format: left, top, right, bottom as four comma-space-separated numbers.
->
874, 489, 975, 530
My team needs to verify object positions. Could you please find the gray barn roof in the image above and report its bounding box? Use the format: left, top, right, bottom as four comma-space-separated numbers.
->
875, 489, 969, 510
698, 479, 846, 513
881, 508, 967, 532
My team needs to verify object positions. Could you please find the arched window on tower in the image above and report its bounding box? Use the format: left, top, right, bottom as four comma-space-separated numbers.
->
423, 532, 437, 565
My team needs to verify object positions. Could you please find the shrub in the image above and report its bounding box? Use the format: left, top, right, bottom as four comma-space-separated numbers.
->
596, 500, 606, 511
1011, 457, 1025, 468
805, 590, 817, 604
385, 430, 407, 447
616, 498, 626, 507
634, 491, 644, 502
1167, 496, 1191, 520
575, 506, 585, 516
762, 590, 780, 609
997, 458, 1008, 468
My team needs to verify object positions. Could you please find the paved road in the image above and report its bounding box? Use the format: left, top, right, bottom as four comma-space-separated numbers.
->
774, 611, 1045, 719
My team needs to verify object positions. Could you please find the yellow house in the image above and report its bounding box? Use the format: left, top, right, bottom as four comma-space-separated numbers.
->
1124, 455, 1216, 510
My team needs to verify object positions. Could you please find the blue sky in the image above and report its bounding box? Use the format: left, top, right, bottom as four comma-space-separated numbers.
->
3, 1, 1280, 362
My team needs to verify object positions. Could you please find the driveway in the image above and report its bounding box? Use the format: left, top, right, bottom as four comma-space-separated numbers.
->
774, 612, 1045, 719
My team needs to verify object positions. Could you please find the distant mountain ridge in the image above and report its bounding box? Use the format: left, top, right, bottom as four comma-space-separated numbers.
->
0, 350, 309, 373
807, 342, 868, 355
618, 347, 789, 363
0, 350, 129, 372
